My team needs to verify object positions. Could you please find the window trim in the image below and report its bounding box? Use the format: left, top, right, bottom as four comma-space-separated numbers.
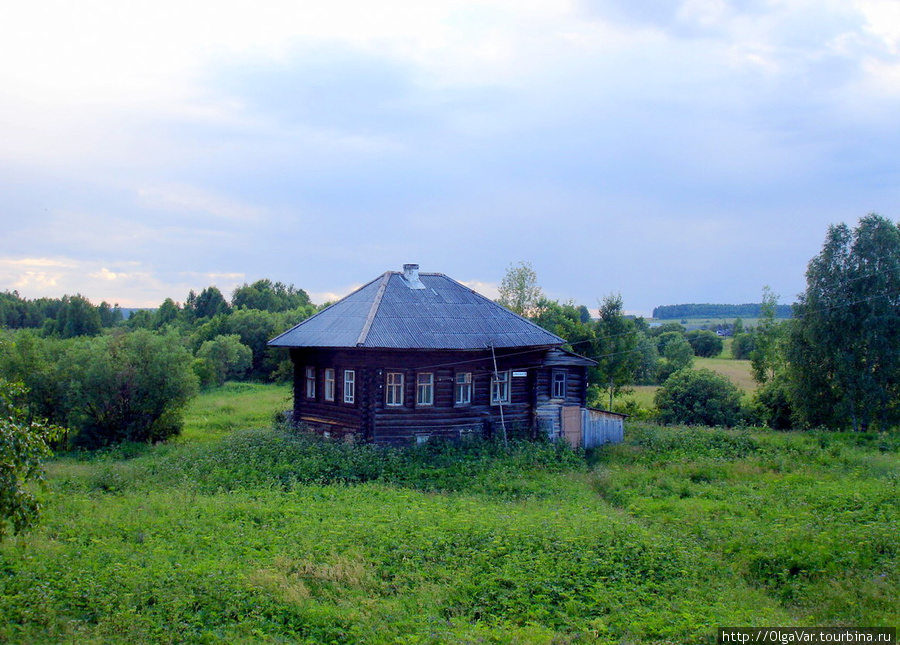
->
454, 372, 472, 406
305, 366, 316, 399
551, 369, 567, 400
416, 372, 434, 406
324, 368, 336, 401
386, 371, 404, 407
343, 370, 356, 405
491, 370, 511, 405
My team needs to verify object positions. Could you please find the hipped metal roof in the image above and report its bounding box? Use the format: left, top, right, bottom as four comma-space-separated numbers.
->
268, 270, 566, 350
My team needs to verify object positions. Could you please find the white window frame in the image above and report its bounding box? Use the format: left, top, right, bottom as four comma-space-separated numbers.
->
305, 366, 316, 399
552, 370, 567, 399
343, 370, 356, 404
454, 372, 472, 405
386, 372, 404, 407
324, 368, 335, 401
491, 370, 510, 405
417, 372, 434, 406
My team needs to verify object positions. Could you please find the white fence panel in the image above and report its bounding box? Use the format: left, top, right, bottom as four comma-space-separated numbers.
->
581, 408, 624, 448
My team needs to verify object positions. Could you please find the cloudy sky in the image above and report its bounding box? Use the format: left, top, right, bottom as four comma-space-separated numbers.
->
2, 0, 898, 316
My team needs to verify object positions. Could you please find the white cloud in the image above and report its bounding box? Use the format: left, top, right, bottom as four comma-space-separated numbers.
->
858, 0, 900, 54
0, 258, 250, 307
460, 280, 500, 300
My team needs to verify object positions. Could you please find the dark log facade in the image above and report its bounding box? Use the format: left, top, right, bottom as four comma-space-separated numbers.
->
289, 347, 591, 444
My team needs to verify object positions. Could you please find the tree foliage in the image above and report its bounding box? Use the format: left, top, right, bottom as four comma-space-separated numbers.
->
1, 331, 200, 448
652, 303, 793, 320
656, 332, 694, 381
685, 330, 724, 358
595, 293, 641, 408
0, 379, 60, 540
232, 279, 311, 313
497, 261, 544, 317
655, 368, 743, 427
65, 331, 199, 447
196, 334, 253, 388
749, 286, 785, 384
1, 291, 121, 333
786, 214, 900, 431
731, 332, 756, 360
192, 287, 231, 321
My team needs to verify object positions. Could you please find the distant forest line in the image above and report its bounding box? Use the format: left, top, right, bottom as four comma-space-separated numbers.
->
652, 303, 794, 320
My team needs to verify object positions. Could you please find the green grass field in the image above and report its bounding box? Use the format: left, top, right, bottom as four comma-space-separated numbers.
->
179, 381, 292, 443
2, 384, 898, 643
694, 355, 756, 392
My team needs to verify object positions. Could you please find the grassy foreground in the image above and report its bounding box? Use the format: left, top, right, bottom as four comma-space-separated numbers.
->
1, 384, 898, 643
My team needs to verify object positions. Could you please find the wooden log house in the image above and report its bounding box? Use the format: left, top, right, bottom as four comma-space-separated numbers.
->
269, 264, 622, 446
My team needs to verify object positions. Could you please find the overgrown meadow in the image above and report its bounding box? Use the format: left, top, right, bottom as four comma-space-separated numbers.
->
1, 383, 898, 644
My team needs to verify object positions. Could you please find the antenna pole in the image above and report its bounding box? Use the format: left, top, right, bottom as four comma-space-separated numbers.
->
489, 342, 509, 449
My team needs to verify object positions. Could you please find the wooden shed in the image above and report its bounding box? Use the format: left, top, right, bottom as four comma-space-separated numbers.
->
269, 264, 621, 446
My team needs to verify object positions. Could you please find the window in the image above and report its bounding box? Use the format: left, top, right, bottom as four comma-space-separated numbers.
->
305, 367, 316, 399
552, 370, 567, 399
417, 373, 434, 406
343, 370, 356, 404
386, 372, 404, 407
324, 368, 335, 401
454, 372, 472, 405
491, 370, 510, 405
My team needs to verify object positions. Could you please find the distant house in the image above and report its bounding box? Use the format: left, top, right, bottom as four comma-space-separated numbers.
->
269, 264, 623, 446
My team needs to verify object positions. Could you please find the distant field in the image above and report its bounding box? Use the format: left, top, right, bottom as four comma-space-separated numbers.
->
628, 385, 658, 409
694, 356, 756, 392
650, 317, 763, 329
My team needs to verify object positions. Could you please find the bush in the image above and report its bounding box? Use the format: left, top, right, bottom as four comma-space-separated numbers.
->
655, 368, 743, 427
67, 330, 199, 447
0, 379, 60, 539
656, 332, 694, 382
731, 332, 756, 360
195, 334, 252, 387
754, 377, 794, 430
685, 330, 724, 358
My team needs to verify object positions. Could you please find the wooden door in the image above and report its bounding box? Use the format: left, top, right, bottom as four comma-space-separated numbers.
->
561, 405, 582, 448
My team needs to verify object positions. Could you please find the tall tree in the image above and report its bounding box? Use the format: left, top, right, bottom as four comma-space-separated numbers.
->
787, 214, 900, 431
749, 286, 784, 384
595, 293, 640, 408
497, 261, 543, 317
192, 287, 230, 320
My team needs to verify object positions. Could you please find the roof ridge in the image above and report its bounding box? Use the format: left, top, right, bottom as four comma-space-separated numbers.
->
355, 272, 391, 346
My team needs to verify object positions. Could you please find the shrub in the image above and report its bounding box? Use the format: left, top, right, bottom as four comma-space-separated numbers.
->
731, 332, 756, 360
655, 368, 743, 427
754, 377, 794, 430
0, 379, 60, 539
656, 332, 694, 382
685, 329, 724, 358
67, 330, 199, 447
195, 334, 252, 387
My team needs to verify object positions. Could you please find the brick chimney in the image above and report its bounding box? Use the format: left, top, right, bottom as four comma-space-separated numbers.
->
402, 263, 425, 289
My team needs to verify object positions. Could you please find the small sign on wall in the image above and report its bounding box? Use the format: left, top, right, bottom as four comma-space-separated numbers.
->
512, 371, 528, 377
